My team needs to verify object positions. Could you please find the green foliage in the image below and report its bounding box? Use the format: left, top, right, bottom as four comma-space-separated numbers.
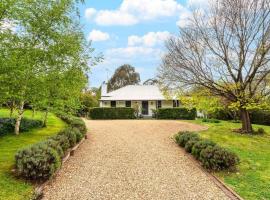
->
72, 127, 83, 143
200, 146, 240, 171
191, 139, 216, 160
175, 132, 200, 147
202, 118, 220, 123
156, 108, 196, 119
44, 139, 64, 158
59, 128, 77, 148
50, 134, 70, 153
15, 143, 61, 181
250, 110, 270, 126
254, 127, 265, 135
107, 64, 140, 92
0, 118, 43, 136
89, 107, 135, 119
184, 138, 200, 153
78, 89, 100, 117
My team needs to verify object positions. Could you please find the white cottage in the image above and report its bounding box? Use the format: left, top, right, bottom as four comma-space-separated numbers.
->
100, 83, 179, 117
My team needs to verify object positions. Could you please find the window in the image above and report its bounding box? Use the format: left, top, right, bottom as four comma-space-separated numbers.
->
157, 100, 162, 108
111, 101, 116, 107
173, 100, 179, 107
125, 101, 131, 107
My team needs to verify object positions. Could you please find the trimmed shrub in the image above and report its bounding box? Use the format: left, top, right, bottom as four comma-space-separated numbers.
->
44, 139, 64, 158
200, 146, 240, 171
202, 118, 220, 123
184, 138, 200, 153
59, 128, 77, 148
89, 107, 135, 119
15, 143, 61, 181
50, 134, 70, 153
176, 132, 200, 147
250, 110, 270, 126
69, 118, 87, 135
72, 127, 83, 143
156, 108, 196, 120
0, 118, 43, 135
191, 139, 216, 160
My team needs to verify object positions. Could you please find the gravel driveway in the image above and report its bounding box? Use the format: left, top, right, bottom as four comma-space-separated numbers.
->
43, 120, 230, 200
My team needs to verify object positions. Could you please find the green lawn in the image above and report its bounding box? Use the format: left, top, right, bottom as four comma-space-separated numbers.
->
0, 109, 65, 200
189, 119, 270, 200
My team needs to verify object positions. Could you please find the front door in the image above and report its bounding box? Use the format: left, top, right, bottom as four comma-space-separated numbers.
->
142, 101, 149, 115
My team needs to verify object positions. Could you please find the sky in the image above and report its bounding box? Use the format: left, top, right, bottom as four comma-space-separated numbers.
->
79, 0, 207, 87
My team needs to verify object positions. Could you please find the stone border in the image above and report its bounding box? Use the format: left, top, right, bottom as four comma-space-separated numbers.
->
33, 134, 88, 199
173, 140, 243, 200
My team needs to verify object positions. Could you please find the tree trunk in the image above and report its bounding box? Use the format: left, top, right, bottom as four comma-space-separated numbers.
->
32, 108, 36, 118
15, 101, 24, 135
240, 108, 252, 133
10, 107, 14, 118
43, 109, 49, 127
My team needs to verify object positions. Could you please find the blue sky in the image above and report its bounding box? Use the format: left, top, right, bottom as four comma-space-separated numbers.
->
79, 0, 205, 87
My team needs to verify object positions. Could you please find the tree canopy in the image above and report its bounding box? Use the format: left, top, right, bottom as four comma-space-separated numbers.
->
107, 64, 140, 92
0, 0, 96, 134
159, 0, 270, 133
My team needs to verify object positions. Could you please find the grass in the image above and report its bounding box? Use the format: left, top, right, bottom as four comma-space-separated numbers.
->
0, 109, 65, 200
189, 119, 270, 200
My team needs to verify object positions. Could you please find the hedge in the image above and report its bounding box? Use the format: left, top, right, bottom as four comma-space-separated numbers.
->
89, 107, 135, 119
156, 108, 196, 120
250, 110, 270, 126
0, 118, 43, 136
174, 131, 239, 171
15, 113, 87, 181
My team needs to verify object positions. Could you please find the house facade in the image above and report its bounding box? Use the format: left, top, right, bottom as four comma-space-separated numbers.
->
100, 83, 179, 117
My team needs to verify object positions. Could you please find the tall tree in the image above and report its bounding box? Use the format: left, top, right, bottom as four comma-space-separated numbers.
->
0, 0, 92, 134
143, 78, 159, 85
107, 64, 140, 92
159, 0, 270, 133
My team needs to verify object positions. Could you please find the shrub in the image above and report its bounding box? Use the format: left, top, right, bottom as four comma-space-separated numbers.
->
73, 127, 83, 143
156, 108, 196, 120
200, 146, 240, 171
176, 132, 200, 147
15, 143, 61, 181
69, 118, 87, 135
202, 118, 220, 123
184, 138, 200, 153
191, 139, 216, 160
250, 110, 270, 125
50, 134, 70, 153
89, 107, 135, 119
59, 128, 77, 148
0, 118, 43, 135
255, 128, 265, 135
44, 139, 64, 158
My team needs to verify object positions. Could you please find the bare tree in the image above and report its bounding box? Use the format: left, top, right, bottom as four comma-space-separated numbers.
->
159, 0, 270, 133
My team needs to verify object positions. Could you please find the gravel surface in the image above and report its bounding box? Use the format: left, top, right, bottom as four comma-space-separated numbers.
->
43, 120, 230, 200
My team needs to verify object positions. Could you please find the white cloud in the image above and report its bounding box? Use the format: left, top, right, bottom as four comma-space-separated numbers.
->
176, 9, 193, 28
85, 0, 184, 26
88, 29, 110, 42
85, 8, 97, 20
128, 31, 171, 47
187, 0, 210, 8
106, 46, 162, 58
95, 10, 138, 26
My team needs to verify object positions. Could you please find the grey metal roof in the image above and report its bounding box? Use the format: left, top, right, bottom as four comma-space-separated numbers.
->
100, 85, 172, 101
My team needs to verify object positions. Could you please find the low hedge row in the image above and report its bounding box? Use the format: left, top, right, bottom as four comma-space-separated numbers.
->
0, 118, 43, 136
89, 107, 135, 119
174, 131, 239, 171
156, 108, 196, 120
15, 115, 87, 181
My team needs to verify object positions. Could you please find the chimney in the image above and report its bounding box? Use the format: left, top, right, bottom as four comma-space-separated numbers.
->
101, 81, 108, 96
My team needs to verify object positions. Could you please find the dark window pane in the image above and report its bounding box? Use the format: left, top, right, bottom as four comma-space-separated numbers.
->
157, 100, 162, 108
111, 101, 116, 107
125, 101, 131, 107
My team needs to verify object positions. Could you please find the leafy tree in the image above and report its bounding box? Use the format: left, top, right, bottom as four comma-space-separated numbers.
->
159, 0, 270, 133
0, 0, 93, 134
78, 88, 100, 117
107, 64, 140, 92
